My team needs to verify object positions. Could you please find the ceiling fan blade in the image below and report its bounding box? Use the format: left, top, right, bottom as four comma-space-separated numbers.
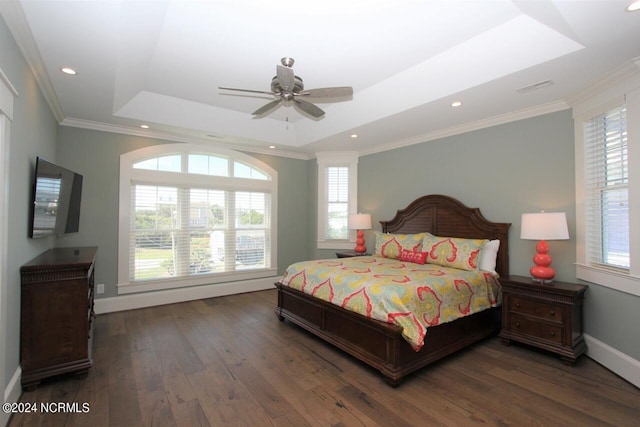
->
219, 87, 275, 96
276, 65, 295, 91
252, 99, 282, 116
299, 87, 353, 98
294, 98, 325, 118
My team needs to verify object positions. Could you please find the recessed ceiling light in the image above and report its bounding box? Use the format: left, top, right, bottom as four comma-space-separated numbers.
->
451, 101, 463, 107
60, 67, 77, 75
627, 1, 640, 12
269, 145, 276, 149
350, 134, 359, 139
140, 124, 149, 129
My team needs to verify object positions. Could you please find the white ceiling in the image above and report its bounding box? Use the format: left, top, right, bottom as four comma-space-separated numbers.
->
3, 0, 640, 158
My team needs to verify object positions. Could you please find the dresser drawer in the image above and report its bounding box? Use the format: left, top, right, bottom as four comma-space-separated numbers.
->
509, 315, 563, 345
509, 296, 562, 323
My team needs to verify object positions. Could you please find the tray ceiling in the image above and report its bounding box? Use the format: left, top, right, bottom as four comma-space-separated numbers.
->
2, 0, 640, 157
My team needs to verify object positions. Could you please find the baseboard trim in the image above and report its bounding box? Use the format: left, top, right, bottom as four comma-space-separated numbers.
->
584, 333, 640, 389
94, 277, 278, 314
2, 366, 22, 427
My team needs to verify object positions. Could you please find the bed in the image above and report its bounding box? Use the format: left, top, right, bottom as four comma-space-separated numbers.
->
275, 194, 511, 385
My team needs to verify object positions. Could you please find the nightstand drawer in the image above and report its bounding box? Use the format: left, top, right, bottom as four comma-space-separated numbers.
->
509, 296, 562, 323
509, 315, 563, 345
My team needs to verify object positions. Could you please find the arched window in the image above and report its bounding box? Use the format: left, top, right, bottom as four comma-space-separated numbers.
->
118, 144, 277, 294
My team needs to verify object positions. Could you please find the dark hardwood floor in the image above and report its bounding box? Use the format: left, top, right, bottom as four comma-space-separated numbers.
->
8, 289, 640, 426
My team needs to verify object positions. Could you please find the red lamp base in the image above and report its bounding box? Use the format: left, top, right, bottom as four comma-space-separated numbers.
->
530, 239, 555, 284
354, 230, 367, 255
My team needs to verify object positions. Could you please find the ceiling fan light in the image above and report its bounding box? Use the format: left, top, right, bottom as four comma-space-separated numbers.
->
221, 58, 351, 119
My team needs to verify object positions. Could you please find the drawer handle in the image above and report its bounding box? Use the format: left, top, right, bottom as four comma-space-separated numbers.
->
515, 321, 520, 328
549, 331, 555, 337
515, 302, 520, 308
549, 310, 555, 316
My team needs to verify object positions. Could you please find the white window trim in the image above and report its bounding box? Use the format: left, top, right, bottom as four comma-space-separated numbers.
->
316, 151, 358, 250
118, 143, 278, 294
0, 67, 17, 409
572, 60, 640, 296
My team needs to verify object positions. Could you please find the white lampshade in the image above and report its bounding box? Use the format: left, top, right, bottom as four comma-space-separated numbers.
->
521, 212, 569, 240
349, 213, 372, 230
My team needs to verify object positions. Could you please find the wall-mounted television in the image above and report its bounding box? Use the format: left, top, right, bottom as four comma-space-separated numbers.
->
29, 157, 83, 238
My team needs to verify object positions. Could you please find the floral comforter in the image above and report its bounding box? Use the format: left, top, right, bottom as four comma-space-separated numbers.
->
280, 256, 501, 351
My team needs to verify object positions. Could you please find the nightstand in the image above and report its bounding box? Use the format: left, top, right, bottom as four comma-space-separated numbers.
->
499, 275, 587, 365
336, 251, 369, 258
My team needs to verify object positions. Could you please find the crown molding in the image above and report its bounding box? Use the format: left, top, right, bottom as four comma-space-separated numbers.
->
61, 99, 569, 161
0, 0, 65, 122
60, 117, 313, 161
358, 100, 569, 157
567, 57, 640, 108
315, 151, 359, 164
0, 67, 18, 98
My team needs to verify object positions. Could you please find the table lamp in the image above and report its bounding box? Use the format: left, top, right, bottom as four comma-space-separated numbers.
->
521, 212, 569, 283
349, 213, 372, 255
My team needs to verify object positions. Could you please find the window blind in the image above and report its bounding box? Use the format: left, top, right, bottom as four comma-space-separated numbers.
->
325, 166, 349, 239
584, 105, 629, 269
130, 184, 269, 281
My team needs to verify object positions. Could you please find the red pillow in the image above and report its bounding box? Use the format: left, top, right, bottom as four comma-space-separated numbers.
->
400, 249, 427, 264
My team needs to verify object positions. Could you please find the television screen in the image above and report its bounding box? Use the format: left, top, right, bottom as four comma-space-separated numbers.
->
29, 157, 83, 238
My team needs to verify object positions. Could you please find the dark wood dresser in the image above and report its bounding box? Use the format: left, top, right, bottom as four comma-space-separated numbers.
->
499, 275, 587, 365
20, 247, 97, 390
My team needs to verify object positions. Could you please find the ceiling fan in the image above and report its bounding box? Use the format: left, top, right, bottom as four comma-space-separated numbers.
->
219, 57, 353, 119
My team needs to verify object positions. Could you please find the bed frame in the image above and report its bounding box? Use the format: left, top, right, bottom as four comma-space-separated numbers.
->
275, 194, 511, 385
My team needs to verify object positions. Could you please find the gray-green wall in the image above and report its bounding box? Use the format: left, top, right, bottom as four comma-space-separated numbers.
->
360, 111, 639, 361
308, 111, 577, 279
308, 110, 640, 361
1, 14, 59, 402
55, 127, 310, 298
359, 111, 576, 282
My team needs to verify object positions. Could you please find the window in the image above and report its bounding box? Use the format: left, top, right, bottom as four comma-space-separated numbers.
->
317, 152, 358, 249
584, 106, 629, 269
326, 166, 350, 239
118, 144, 277, 294
573, 70, 640, 296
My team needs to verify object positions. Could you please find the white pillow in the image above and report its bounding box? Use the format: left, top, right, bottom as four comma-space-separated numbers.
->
479, 239, 500, 275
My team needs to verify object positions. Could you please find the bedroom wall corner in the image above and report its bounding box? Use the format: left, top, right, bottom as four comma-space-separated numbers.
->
0, 11, 60, 412
245, 152, 311, 274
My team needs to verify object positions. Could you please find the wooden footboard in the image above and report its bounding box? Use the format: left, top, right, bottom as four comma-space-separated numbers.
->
275, 282, 501, 386
276, 194, 509, 385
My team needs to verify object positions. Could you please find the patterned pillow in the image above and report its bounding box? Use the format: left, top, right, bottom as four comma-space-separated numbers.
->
374, 231, 425, 260
422, 234, 488, 271
399, 249, 428, 264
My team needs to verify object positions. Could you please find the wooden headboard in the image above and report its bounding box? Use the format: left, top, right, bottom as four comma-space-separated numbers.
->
380, 194, 511, 277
